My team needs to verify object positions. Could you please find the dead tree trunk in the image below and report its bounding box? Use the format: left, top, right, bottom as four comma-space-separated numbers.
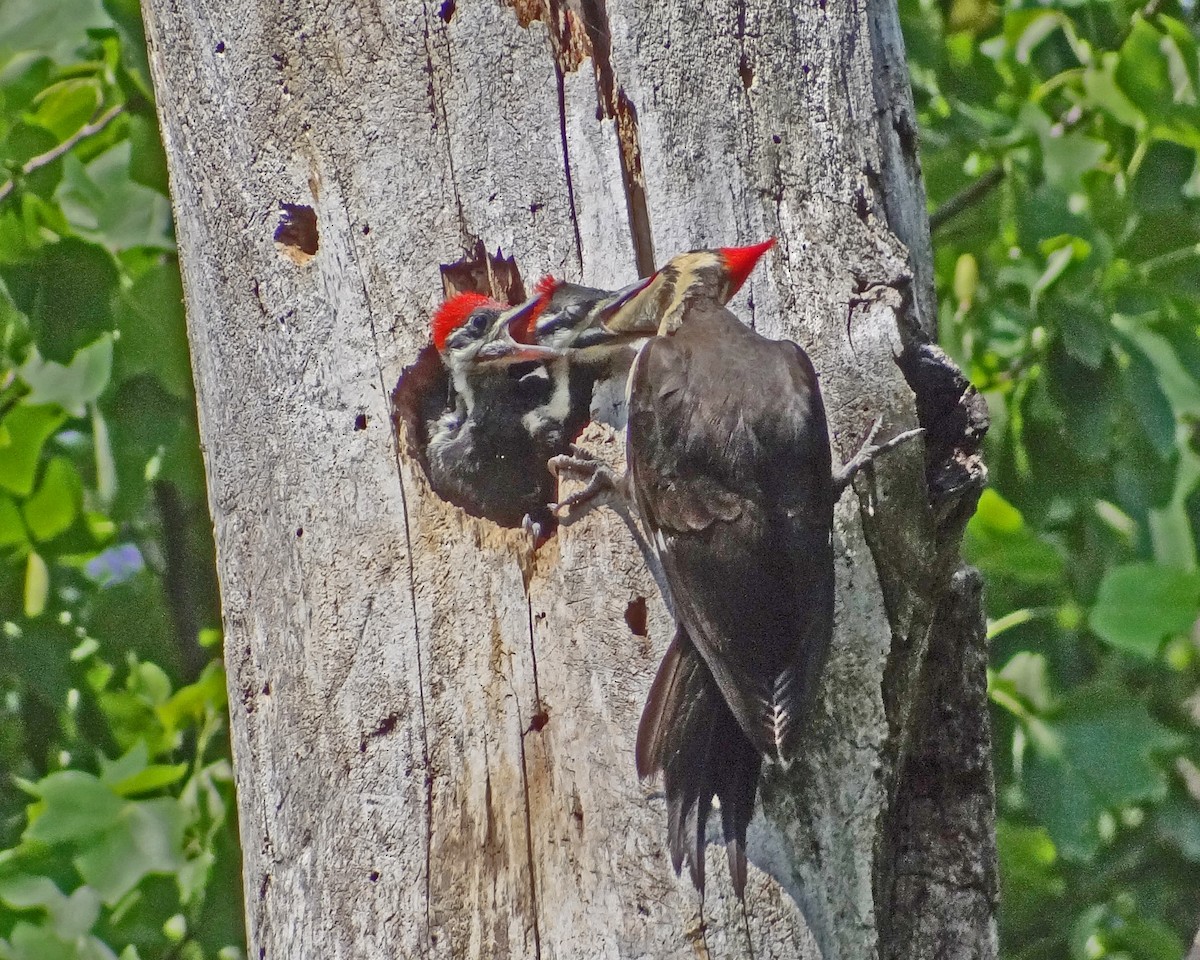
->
142, 0, 993, 957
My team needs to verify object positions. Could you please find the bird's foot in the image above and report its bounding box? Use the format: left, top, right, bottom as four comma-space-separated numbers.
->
832, 419, 924, 498
548, 446, 626, 521
550, 448, 675, 612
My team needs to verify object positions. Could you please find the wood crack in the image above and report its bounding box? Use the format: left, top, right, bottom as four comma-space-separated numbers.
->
423, 1, 473, 247
504, 0, 655, 275
349, 187, 437, 949
579, 0, 655, 276
554, 63, 585, 270
515, 697, 544, 960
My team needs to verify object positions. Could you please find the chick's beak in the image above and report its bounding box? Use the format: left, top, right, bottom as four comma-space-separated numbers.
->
474, 297, 563, 364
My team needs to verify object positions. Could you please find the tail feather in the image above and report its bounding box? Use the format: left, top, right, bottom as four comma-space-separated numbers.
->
726, 838, 747, 897
638, 630, 761, 897
636, 630, 687, 778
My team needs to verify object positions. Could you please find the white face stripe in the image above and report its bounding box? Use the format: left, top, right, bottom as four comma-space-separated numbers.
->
658, 251, 723, 333
450, 367, 475, 415
520, 359, 571, 435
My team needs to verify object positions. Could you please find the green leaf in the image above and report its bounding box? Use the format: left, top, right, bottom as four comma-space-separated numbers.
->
125, 113, 170, 196
19, 335, 113, 412
1032, 245, 1078, 306
28, 78, 102, 140
0, 494, 29, 548
24, 550, 49, 617
177, 850, 215, 906
998, 651, 1053, 712
1156, 799, 1200, 861
1122, 340, 1178, 460
1116, 18, 1200, 146
1116, 20, 1174, 114
97, 740, 148, 786
1005, 10, 1067, 64
4, 921, 81, 960
0, 873, 66, 910
1041, 130, 1108, 193
1058, 304, 1109, 370
0, 404, 67, 496
1024, 694, 1181, 860
965, 489, 1066, 584
159, 661, 226, 733
996, 820, 1065, 941
1083, 53, 1144, 127
0, 239, 119, 363
0, 0, 111, 62
1117, 314, 1200, 417
112, 264, 191, 397
132, 661, 172, 705
99, 739, 188, 795
57, 142, 174, 252
22, 457, 82, 542
23, 771, 124, 845
109, 762, 188, 796
1089, 563, 1200, 657
91, 404, 117, 507
73, 797, 186, 904
0, 52, 55, 117
1131, 141, 1196, 214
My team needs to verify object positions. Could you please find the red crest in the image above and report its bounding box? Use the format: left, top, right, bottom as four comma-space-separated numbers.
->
720, 238, 777, 295
510, 276, 560, 343
431, 292, 496, 351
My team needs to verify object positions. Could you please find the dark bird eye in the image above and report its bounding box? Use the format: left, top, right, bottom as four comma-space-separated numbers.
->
467, 311, 491, 334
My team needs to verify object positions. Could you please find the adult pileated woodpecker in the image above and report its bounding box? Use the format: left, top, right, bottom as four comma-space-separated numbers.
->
425, 291, 585, 528
552, 240, 920, 895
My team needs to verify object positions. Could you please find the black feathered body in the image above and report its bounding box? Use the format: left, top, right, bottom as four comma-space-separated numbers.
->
629, 298, 834, 892
426, 359, 594, 528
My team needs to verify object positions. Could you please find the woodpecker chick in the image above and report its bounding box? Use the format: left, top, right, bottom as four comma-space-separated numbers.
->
425, 292, 582, 529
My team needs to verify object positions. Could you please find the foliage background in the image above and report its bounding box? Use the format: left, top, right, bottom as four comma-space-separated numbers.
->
1, 0, 1199, 957
0, 0, 240, 958
907, 0, 1200, 954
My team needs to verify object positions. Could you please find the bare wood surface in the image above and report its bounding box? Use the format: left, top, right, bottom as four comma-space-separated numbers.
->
142, 0, 994, 956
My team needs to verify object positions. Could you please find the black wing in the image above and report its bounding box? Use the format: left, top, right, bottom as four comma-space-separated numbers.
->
627, 300, 834, 762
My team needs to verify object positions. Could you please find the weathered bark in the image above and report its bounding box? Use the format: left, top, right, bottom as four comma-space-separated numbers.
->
142, 0, 994, 957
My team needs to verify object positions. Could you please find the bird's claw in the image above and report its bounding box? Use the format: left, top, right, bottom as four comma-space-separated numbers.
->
548, 445, 601, 478
548, 453, 620, 521
832, 418, 925, 497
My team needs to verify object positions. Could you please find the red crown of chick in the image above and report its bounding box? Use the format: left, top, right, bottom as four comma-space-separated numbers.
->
431, 292, 501, 352
507, 275, 561, 343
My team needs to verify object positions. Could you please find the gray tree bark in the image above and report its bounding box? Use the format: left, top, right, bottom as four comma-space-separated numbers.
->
142, 0, 994, 957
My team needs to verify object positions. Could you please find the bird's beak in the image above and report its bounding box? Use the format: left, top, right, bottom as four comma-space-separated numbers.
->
592, 275, 657, 335
474, 340, 563, 363
503, 295, 543, 340
474, 297, 564, 364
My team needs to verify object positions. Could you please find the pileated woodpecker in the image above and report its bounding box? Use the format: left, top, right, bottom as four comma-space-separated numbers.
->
425, 291, 583, 529
552, 240, 920, 895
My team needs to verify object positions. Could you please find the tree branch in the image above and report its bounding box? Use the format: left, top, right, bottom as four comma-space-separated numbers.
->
0, 104, 125, 204
928, 167, 1004, 234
